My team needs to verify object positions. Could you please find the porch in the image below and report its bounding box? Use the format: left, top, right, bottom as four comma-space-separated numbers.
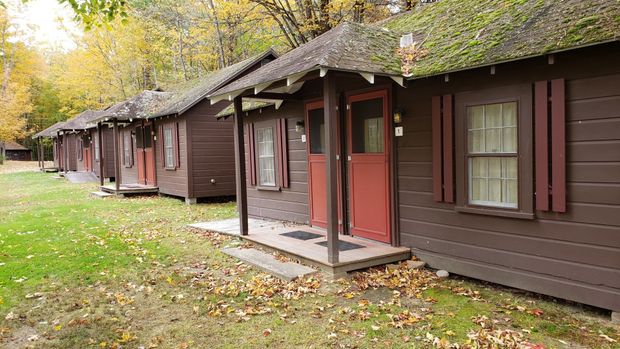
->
190, 218, 411, 277
100, 183, 158, 195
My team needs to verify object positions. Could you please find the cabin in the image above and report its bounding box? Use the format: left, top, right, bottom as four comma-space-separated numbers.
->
33, 113, 116, 180
1, 141, 32, 161
92, 50, 277, 202
34, 121, 67, 171
208, 0, 620, 312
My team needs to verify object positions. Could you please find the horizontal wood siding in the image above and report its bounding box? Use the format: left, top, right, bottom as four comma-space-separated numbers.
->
396, 43, 620, 311
156, 117, 189, 197
245, 101, 309, 224
186, 100, 236, 199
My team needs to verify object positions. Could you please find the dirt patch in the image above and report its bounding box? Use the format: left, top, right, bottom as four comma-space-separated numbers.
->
0, 161, 52, 174
1, 325, 41, 349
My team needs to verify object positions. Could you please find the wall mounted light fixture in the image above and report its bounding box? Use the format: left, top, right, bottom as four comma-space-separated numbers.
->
295, 120, 305, 133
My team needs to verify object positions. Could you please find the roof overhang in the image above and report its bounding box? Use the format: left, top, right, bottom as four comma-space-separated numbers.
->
208, 66, 404, 105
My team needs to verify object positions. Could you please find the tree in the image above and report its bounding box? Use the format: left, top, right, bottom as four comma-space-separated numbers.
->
0, 8, 44, 142
251, 0, 394, 48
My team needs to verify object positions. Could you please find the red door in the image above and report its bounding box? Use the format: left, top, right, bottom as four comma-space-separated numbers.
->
84, 147, 92, 171
306, 101, 342, 231
347, 90, 391, 243
136, 124, 156, 186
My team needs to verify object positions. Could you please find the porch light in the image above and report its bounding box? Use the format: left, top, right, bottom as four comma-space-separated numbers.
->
393, 109, 404, 124
295, 120, 305, 133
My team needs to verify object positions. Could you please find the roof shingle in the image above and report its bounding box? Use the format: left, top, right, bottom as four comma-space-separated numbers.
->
382, 0, 620, 78
210, 22, 401, 97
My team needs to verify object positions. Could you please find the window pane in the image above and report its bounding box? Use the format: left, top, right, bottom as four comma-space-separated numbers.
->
503, 127, 517, 152
257, 127, 275, 186
468, 106, 484, 129
485, 128, 502, 152
469, 156, 518, 208
135, 127, 144, 148
143, 126, 152, 148
308, 108, 325, 154
351, 97, 384, 153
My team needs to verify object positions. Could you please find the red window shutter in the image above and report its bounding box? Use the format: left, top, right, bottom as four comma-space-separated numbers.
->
248, 123, 256, 186
174, 122, 180, 168
431, 96, 443, 202
276, 119, 289, 188
121, 132, 125, 166
535, 80, 550, 211
159, 125, 165, 168
442, 95, 454, 203
551, 79, 566, 213
130, 133, 134, 167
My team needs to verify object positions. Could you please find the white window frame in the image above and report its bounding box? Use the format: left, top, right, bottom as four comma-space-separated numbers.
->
164, 128, 174, 169
256, 126, 276, 187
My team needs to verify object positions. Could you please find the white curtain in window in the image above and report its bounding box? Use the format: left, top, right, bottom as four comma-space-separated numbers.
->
164, 128, 174, 168
257, 127, 275, 186
467, 102, 518, 208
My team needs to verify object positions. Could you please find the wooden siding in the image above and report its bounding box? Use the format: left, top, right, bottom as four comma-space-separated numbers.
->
155, 117, 189, 197
395, 43, 620, 311
186, 100, 236, 199
244, 101, 310, 224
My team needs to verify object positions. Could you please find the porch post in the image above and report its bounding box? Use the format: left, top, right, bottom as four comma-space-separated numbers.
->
37, 138, 42, 170
97, 122, 104, 186
63, 133, 68, 175
233, 96, 249, 236
323, 72, 339, 264
113, 119, 121, 192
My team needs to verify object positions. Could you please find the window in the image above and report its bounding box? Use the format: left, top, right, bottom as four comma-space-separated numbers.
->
257, 127, 276, 186
123, 132, 132, 167
351, 97, 384, 153
467, 102, 518, 208
77, 139, 83, 161
94, 135, 100, 161
308, 108, 325, 154
143, 125, 152, 148
164, 128, 174, 168
455, 84, 533, 218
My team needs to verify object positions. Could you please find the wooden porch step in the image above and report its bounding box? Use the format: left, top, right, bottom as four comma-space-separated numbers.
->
90, 191, 114, 198
222, 247, 317, 282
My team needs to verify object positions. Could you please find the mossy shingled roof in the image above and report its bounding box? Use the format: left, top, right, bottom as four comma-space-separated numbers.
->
210, 22, 401, 97
382, 0, 620, 78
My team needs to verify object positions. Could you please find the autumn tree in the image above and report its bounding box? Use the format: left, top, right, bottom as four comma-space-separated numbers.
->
0, 8, 44, 142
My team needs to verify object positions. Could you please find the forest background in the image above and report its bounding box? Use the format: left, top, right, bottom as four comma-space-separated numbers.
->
0, 0, 414, 155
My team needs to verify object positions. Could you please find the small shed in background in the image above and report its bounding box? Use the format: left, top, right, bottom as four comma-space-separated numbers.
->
2, 141, 32, 161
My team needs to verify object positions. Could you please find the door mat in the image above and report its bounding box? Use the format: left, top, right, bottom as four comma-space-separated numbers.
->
280, 230, 323, 241
316, 240, 365, 251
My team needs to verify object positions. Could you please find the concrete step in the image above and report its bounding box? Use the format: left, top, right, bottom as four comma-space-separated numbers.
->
90, 191, 114, 198
222, 247, 317, 282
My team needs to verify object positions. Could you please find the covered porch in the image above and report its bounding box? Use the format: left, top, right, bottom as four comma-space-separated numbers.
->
206, 22, 407, 271
190, 218, 410, 276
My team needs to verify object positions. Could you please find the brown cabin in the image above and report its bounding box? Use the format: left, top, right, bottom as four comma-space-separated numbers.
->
34, 121, 67, 171
1, 141, 32, 161
34, 113, 116, 179
208, 1, 620, 312
92, 50, 277, 202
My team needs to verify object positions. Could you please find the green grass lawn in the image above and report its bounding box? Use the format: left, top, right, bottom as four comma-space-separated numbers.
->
1, 171, 618, 348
